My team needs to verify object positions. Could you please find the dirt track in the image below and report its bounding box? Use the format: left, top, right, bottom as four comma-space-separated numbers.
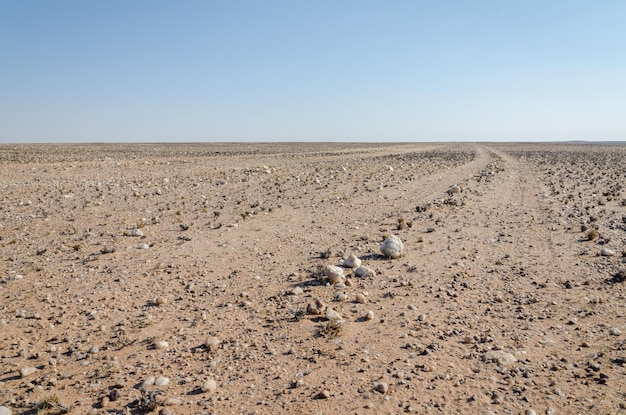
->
1, 143, 625, 415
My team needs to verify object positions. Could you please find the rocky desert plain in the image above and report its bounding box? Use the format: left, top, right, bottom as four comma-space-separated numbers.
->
0, 142, 625, 415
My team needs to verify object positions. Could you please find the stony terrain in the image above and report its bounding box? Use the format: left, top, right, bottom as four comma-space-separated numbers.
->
0, 142, 625, 415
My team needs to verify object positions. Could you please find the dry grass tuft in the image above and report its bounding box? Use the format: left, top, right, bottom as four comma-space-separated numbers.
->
319, 319, 345, 339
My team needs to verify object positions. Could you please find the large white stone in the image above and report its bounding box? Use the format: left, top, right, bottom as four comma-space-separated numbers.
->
380, 235, 404, 258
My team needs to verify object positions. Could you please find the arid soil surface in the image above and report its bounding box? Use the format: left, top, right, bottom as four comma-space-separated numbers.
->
1, 142, 625, 415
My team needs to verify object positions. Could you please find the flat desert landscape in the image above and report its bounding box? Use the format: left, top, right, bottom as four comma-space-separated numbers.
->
1, 142, 625, 415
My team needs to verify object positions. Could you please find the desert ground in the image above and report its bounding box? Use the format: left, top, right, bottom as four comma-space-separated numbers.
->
0, 142, 625, 415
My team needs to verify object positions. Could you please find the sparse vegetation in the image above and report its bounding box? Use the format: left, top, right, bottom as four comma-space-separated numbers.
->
35, 394, 69, 415
319, 319, 344, 339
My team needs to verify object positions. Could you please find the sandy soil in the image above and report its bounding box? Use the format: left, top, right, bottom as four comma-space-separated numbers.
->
0, 142, 625, 415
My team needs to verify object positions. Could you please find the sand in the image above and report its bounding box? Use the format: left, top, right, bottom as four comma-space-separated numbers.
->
0, 142, 624, 414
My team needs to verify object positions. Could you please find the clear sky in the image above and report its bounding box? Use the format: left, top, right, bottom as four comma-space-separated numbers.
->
1, 1, 624, 143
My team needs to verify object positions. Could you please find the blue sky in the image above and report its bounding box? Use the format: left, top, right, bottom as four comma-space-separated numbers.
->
1, 1, 624, 142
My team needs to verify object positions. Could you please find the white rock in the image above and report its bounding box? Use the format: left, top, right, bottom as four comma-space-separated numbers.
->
201, 378, 217, 393
0, 406, 12, 415
205, 336, 220, 351
483, 350, 517, 365
366, 310, 374, 320
155, 376, 170, 387
326, 308, 342, 321
154, 340, 169, 350
129, 228, 144, 237
609, 327, 621, 336
290, 286, 303, 295
20, 367, 37, 378
337, 293, 348, 301
138, 243, 150, 249
601, 248, 615, 256
343, 254, 362, 269
381, 235, 404, 258
324, 265, 344, 284
354, 266, 375, 278
162, 398, 182, 406
142, 375, 156, 388
355, 293, 368, 304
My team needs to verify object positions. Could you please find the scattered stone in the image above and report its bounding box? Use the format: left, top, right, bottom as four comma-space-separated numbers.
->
380, 235, 404, 259
325, 265, 344, 284
205, 336, 220, 352
601, 248, 615, 256
317, 390, 330, 399
337, 293, 348, 301
155, 376, 170, 387
162, 398, 182, 406
483, 350, 517, 365
201, 379, 217, 393
609, 327, 621, 336
526, 409, 537, 415
19, 367, 37, 378
326, 308, 342, 321
154, 340, 169, 350
129, 228, 144, 237
290, 286, 304, 295
141, 376, 156, 388
307, 299, 326, 315
155, 296, 168, 306
159, 408, 174, 415
138, 243, 150, 249
374, 381, 389, 394
355, 293, 368, 304
343, 254, 362, 269
417, 314, 427, 322
0, 406, 12, 415
354, 266, 375, 278
366, 310, 374, 320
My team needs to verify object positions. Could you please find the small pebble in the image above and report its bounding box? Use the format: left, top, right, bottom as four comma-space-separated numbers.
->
155, 376, 170, 387
159, 409, 174, 415
290, 286, 303, 295
525, 410, 537, 415
155, 297, 168, 306
417, 314, 426, 322
343, 254, 362, 269
609, 327, 621, 336
129, 228, 144, 237
317, 390, 330, 399
326, 308, 342, 321
0, 406, 12, 415
374, 381, 389, 394
138, 243, 150, 249
355, 293, 368, 304
19, 367, 37, 378
337, 293, 348, 301
142, 376, 156, 388
380, 235, 404, 258
201, 379, 217, 393
325, 265, 344, 284
154, 340, 169, 350
600, 248, 615, 256
163, 398, 182, 406
205, 336, 220, 351
354, 266, 375, 278
366, 310, 374, 321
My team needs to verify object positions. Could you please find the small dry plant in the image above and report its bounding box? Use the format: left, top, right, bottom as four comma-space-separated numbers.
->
35, 394, 69, 414
319, 319, 344, 339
